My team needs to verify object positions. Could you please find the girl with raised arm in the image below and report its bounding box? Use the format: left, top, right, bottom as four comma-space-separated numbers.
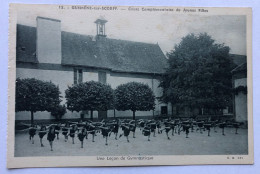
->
100, 122, 112, 145
38, 124, 47, 147
47, 125, 56, 151
161, 121, 171, 140
62, 122, 70, 142
69, 124, 77, 144
54, 123, 61, 140
119, 123, 130, 142
129, 120, 137, 138
111, 119, 119, 140
142, 124, 151, 141
77, 127, 86, 148
28, 124, 37, 144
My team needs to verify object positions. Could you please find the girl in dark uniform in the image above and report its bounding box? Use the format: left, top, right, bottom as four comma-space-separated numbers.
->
191, 120, 196, 132
69, 124, 77, 144
62, 122, 70, 142
119, 123, 130, 142
219, 122, 226, 136
174, 119, 180, 134
112, 120, 119, 140
77, 127, 86, 148
54, 123, 61, 140
161, 122, 171, 140
212, 120, 218, 133
156, 120, 161, 134
77, 120, 85, 129
177, 120, 183, 135
170, 121, 175, 136
129, 120, 136, 138
142, 124, 151, 141
47, 125, 56, 151
182, 121, 191, 138
188, 119, 193, 132
100, 122, 111, 145
38, 124, 47, 147
197, 121, 204, 134
29, 124, 37, 144
84, 122, 89, 140
138, 119, 145, 131
204, 122, 212, 136
233, 122, 240, 134
86, 122, 96, 142
150, 122, 157, 137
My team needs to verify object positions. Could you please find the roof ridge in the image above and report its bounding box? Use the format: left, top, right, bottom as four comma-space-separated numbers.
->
230, 53, 247, 57
62, 30, 158, 46
17, 24, 36, 28
231, 62, 247, 72
16, 25, 157, 46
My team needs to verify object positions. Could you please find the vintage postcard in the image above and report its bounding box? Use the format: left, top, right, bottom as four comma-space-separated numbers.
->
8, 4, 253, 168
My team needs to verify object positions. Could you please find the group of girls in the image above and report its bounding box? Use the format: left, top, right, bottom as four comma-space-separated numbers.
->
29, 123, 58, 151
27, 119, 120, 150
27, 118, 242, 151
136, 118, 242, 140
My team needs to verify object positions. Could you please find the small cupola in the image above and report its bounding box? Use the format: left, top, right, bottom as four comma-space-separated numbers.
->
94, 16, 107, 37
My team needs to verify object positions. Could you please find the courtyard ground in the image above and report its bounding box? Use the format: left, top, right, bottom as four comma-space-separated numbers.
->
15, 127, 248, 157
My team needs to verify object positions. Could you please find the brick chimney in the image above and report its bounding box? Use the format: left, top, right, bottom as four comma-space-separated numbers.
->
36, 17, 61, 64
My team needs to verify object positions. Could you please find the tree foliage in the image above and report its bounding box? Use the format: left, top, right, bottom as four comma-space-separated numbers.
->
16, 78, 61, 124
115, 82, 155, 119
51, 104, 67, 120
65, 81, 114, 120
159, 33, 234, 113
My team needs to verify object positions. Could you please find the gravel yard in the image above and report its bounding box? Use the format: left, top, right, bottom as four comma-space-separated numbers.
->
15, 127, 248, 157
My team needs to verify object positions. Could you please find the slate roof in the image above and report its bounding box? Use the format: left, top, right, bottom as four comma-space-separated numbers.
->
230, 54, 246, 66
16, 24, 168, 74
231, 62, 247, 74
16, 25, 37, 63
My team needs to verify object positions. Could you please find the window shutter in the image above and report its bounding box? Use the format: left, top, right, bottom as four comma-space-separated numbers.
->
74, 69, 77, 84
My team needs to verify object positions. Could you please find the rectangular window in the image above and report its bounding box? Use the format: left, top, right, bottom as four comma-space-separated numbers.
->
74, 69, 77, 84
74, 68, 83, 84
78, 69, 83, 83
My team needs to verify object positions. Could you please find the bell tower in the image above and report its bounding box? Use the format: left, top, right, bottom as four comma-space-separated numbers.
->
94, 16, 107, 37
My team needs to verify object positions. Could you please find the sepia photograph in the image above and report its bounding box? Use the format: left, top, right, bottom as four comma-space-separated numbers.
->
7, 4, 253, 168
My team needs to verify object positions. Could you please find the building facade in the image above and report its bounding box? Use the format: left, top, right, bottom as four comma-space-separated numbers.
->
232, 62, 247, 123
16, 16, 170, 121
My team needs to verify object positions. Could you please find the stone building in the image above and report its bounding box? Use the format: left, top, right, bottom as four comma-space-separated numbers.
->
231, 62, 247, 122
16, 16, 169, 121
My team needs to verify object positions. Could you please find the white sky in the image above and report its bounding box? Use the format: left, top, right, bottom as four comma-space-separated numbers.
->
16, 5, 247, 55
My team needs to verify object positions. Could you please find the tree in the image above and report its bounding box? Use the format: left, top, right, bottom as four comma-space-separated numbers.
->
51, 104, 67, 120
159, 33, 234, 115
115, 82, 155, 120
65, 81, 114, 120
16, 78, 61, 125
